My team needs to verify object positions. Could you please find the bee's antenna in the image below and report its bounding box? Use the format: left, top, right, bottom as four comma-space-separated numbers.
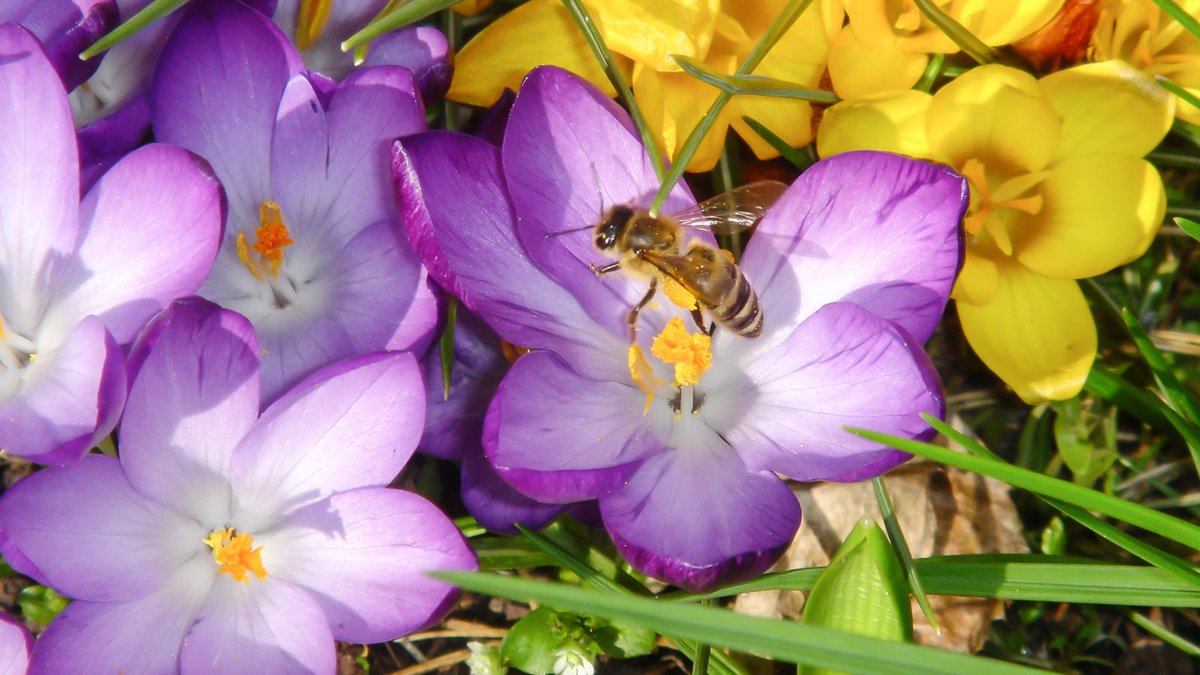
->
544, 224, 594, 239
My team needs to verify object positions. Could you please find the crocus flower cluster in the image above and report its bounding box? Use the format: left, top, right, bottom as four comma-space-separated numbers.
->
397, 65, 967, 590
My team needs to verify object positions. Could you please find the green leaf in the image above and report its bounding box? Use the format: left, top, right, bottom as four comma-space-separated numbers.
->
872, 478, 936, 632
1039, 517, 1066, 556
17, 585, 69, 626
1149, 0, 1200, 47
439, 298, 457, 400
472, 535, 558, 570
1130, 611, 1200, 657
341, 0, 462, 51
81, 0, 189, 59
501, 608, 586, 675
591, 617, 657, 659
673, 55, 839, 103
911, 0, 999, 64
1084, 366, 1173, 433
740, 117, 814, 170
1177, 217, 1200, 242
1052, 398, 1117, 484
437, 572, 1040, 674
800, 520, 913, 668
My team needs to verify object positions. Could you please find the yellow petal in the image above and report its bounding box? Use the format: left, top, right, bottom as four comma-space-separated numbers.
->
828, 26, 928, 99
817, 89, 933, 158
586, 0, 721, 70
1037, 60, 1175, 161
926, 64, 1061, 173
448, 0, 628, 106
1012, 154, 1165, 279
632, 53, 736, 172
952, 246, 999, 306
727, 0, 844, 61
730, 96, 816, 159
452, 0, 493, 17
844, 0, 957, 53
957, 264, 1096, 403
954, 0, 1066, 46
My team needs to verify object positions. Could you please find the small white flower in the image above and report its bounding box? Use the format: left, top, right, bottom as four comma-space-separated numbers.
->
552, 648, 595, 675
465, 641, 507, 675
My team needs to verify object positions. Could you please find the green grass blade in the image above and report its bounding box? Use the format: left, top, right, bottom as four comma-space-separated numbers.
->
672, 55, 839, 103
1150, 0, 1200, 42
80, 0, 189, 59
559, 0, 665, 180
1177, 217, 1200, 241
1120, 307, 1200, 426
1130, 611, 1200, 657
437, 573, 1041, 674
1085, 366, 1173, 433
438, 299, 457, 400
341, 0, 461, 51
472, 536, 559, 570
847, 420, 1200, 550
911, 0, 1000, 64
873, 478, 938, 632
740, 116, 814, 169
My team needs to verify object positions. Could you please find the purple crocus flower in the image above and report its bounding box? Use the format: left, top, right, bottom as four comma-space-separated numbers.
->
0, 23, 222, 465
0, 298, 476, 672
395, 66, 967, 591
1, 0, 115, 88
0, 611, 30, 674
151, 0, 435, 404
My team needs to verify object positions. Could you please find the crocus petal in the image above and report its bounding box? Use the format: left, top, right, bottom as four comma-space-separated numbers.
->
180, 577, 333, 674
739, 151, 966, 349
362, 26, 453, 104
589, 0, 720, 69
827, 27, 927, 100
957, 263, 1096, 402
925, 64, 1062, 174
710, 302, 938, 482
230, 352, 424, 527
1014, 155, 1165, 279
0, 611, 30, 675
269, 73, 332, 238
121, 299, 259, 522
57, 144, 224, 343
393, 131, 626, 381
488, 351, 665, 476
0, 315, 124, 465
420, 309, 507, 461
502, 66, 696, 339
30, 561, 212, 674
632, 54, 735, 172
17, 0, 115, 88
151, 0, 301, 222
817, 89, 934, 159
601, 443, 800, 592
0, 24, 78, 327
260, 487, 475, 643
462, 451, 565, 535
448, 0, 621, 106
76, 97, 152, 192
1038, 59, 1174, 162
0, 455, 206, 602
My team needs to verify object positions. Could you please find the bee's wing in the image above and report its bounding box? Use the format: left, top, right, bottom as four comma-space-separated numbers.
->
643, 248, 731, 307
671, 180, 788, 235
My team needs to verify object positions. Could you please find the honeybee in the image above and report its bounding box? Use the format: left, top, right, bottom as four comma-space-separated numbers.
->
589, 181, 787, 342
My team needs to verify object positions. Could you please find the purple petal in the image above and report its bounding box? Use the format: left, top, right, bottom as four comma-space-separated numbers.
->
0, 315, 124, 465
740, 151, 966, 347
180, 578, 333, 674
474, 88, 516, 147
121, 298, 259, 518
17, 0, 116, 88
362, 26, 452, 105
0, 611, 30, 675
462, 451, 565, 535
261, 487, 475, 643
269, 74, 331, 233
0, 455, 205, 601
393, 131, 626, 380
713, 302, 940, 482
151, 0, 300, 222
58, 144, 224, 344
77, 97, 152, 193
230, 352, 424, 519
601, 444, 800, 593
501, 66, 695, 337
0, 24, 79, 325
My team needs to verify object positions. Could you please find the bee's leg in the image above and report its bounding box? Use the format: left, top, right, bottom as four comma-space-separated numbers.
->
627, 277, 658, 343
689, 307, 709, 335
590, 262, 622, 276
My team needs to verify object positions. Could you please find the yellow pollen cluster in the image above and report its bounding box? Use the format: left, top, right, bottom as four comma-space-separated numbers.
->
651, 317, 712, 388
627, 344, 664, 414
203, 527, 268, 583
660, 275, 697, 311
959, 159, 1045, 256
236, 200, 295, 280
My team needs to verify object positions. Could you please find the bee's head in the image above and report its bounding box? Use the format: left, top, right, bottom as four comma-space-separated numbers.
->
595, 205, 634, 250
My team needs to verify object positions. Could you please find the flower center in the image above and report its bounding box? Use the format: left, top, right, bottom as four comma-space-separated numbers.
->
236, 201, 301, 309
203, 527, 268, 583
959, 159, 1047, 256
0, 313, 37, 396
295, 0, 333, 50
627, 317, 713, 415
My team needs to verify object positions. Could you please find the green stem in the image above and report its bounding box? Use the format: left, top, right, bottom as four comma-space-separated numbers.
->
911, 0, 999, 64
441, 9, 462, 132
693, 601, 713, 675
649, 0, 816, 215
1148, 150, 1200, 170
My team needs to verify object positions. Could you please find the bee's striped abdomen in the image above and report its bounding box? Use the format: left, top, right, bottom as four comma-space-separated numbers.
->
708, 267, 762, 337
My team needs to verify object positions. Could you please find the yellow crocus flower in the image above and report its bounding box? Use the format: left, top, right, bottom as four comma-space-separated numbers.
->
449, 0, 842, 171
818, 61, 1173, 402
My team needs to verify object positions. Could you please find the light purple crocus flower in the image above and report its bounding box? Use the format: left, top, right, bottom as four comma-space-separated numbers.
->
0, 298, 476, 672
151, 0, 435, 403
1, 0, 115, 88
0, 23, 222, 465
0, 611, 31, 674
395, 66, 968, 591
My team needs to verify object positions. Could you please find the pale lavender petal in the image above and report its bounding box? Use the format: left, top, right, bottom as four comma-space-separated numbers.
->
58, 144, 224, 343
601, 442, 800, 592
77, 97, 151, 192
180, 577, 332, 674
739, 151, 966, 348
0, 315, 124, 465
151, 0, 301, 223
230, 352, 424, 525
0, 611, 30, 675
501, 66, 695, 337
261, 487, 475, 643
393, 131, 626, 381
711, 302, 940, 482
0, 24, 78, 329
18, 0, 115, 88
253, 312, 355, 405
121, 299, 259, 520
462, 452, 564, 535
269, 73, 331, 233
362, 26, 452, 104
0, 455, 205, 601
